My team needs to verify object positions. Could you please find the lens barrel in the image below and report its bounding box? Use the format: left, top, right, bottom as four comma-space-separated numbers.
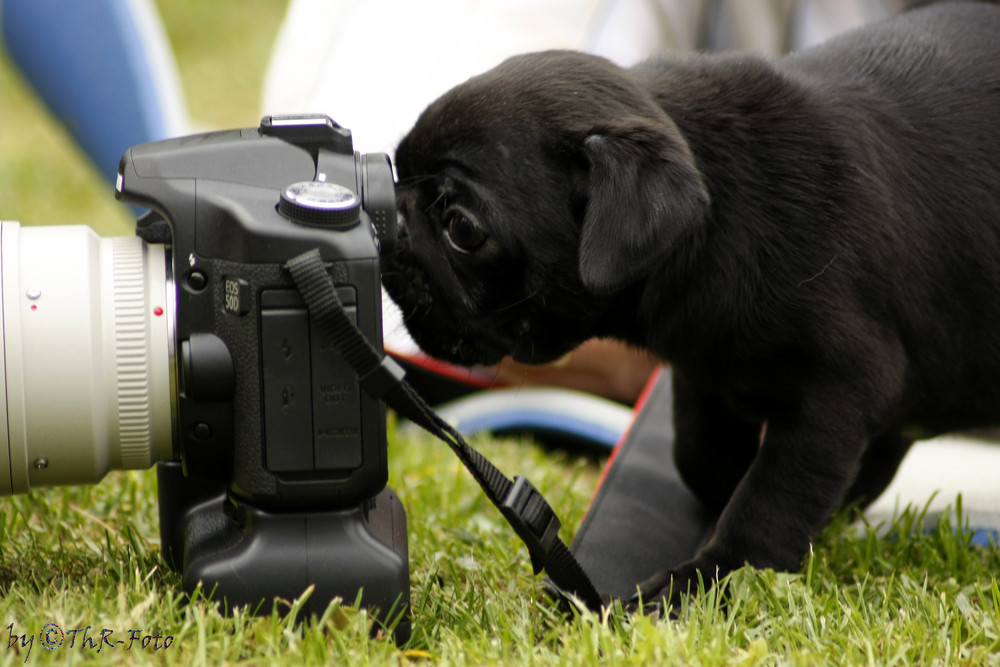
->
0, 222, 174, 494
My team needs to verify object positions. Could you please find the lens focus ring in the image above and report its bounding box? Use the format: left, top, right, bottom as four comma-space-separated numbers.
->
112, 238, 155, 468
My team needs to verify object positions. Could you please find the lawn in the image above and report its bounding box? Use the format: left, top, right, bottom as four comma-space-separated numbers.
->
0, 2, 998, 664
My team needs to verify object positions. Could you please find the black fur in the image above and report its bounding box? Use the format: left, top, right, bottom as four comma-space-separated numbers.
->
383, 1, 1000, 605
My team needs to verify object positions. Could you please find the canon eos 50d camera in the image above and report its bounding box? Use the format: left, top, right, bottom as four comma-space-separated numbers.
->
0, 115, 409, 640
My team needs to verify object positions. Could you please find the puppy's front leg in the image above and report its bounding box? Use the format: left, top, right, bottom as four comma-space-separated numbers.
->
672, 371, 764, 512
645, 394, 870, 607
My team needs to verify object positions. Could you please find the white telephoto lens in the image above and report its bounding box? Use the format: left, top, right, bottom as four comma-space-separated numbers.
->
0, 222, 175, 494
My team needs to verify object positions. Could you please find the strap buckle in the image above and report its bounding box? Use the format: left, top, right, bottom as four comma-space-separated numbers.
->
500, 476, 562, 574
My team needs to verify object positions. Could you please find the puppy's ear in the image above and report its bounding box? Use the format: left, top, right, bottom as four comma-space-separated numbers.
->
579, 117, 709, 295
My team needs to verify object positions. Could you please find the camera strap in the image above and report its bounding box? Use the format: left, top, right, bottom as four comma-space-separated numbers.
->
286, 249, 604, 612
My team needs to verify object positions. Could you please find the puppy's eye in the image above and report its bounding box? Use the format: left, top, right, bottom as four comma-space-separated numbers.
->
443, 210, 488, 253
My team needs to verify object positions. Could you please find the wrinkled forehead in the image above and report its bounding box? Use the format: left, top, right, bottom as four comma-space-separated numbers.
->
397, 49, 632, 175
397, 92, 541, 179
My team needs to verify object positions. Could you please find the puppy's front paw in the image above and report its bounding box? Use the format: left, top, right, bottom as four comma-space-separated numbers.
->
633, 557, 734, 614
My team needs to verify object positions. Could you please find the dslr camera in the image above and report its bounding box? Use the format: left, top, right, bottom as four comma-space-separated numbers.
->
0, 115, 409, 640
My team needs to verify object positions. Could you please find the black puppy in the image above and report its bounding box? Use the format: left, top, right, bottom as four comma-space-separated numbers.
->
383, 1, 1000, 605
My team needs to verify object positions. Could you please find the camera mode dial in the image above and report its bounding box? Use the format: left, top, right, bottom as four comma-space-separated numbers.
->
279, 181, 360, 228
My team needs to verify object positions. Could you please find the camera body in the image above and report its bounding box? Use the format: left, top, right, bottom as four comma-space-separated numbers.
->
114, 114, 409, 638
1, 114, 410, 637
118, 113, 395, 504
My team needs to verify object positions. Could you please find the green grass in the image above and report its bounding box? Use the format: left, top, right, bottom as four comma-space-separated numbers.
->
1, 3, 999, 664
0, 427, 997, 665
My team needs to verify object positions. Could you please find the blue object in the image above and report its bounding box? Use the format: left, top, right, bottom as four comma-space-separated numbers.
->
2, 0, 187, 185
432, 388, 633, 451
970, 528, 998, 548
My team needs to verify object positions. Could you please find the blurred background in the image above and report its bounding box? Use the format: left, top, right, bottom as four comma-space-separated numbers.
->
0, 0, 289, 236
0, 0, 903, 239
